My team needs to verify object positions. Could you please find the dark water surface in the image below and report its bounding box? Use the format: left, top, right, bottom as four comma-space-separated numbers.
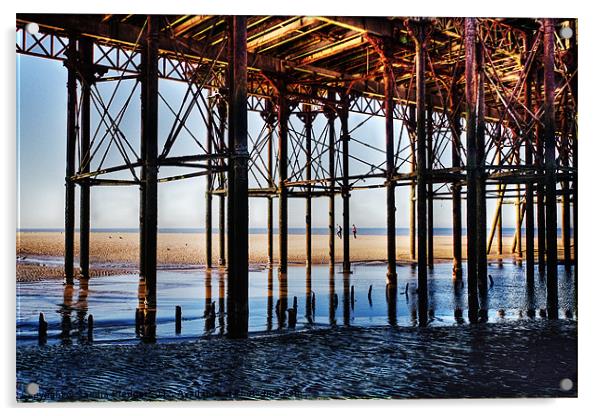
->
16, 261, 577, 401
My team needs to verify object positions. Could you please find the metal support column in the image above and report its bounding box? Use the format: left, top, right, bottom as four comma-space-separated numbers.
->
79, 37, 93, 280
206, 92, 214, 269
464, 17, 479, 323
277, 87, 290, 274
409, 20, 429, 326
140, 15, 159, 341
326, 93, 337, 271
64, 34, 77, 285
340, 98, 351, 274
217, 99, 227, 267
542, 18, 558, 319
226, 15, 249, 337
427, 97, 434, 268
451, 92, 463, 280
384, 56, 397, 285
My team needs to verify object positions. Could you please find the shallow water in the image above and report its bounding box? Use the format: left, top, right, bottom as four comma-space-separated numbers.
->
16, 261, 576, 345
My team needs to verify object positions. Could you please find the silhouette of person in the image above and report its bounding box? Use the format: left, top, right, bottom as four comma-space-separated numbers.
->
352, 224, 357, 239
336, 224, 342, 239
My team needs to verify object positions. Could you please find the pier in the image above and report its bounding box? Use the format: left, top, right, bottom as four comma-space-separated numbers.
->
16, 15, 577, 340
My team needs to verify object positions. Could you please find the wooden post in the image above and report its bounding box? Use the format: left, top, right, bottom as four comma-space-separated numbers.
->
79, 37, 93, 280
87, 314, 93, 342
383, 54, 397, 285
226, 15, 249, 337
175, 305, 182, 334
464, 17, 479, 323
141, 16, 159, 342
64, 34, 77, 285
542, 18, 559, 319
514, 133, 523, 259
340, 98, 351, 274
38, 312, 48, 345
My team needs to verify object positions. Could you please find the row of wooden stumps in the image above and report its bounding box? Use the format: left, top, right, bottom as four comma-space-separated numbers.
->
38, 312, 94, 346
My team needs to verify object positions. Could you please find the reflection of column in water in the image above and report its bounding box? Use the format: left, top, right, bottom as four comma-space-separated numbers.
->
478, 289, 489, 323
59, 284, 74, 344
343, 272, 350, 326
305, 269, 313, 324
386, 283, 397, 327
418, 279, 428, 327
453, 278, 465, 324
75, 279, 90, 343
329, 270, 337, 326
218, 271, 225, 334
278, 272, 288, 328
525, 281, 536, 319
204, 271, 215, 332
427, 268, 436, 323
135, 278, 146, 337
141, 276, 157, 342
266, 267, 273, 331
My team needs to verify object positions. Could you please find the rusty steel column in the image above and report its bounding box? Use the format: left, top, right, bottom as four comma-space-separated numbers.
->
298, 104, 315, 270
340, 98, 351, 274
524, 41, 536, 284
64, 34, 77, 285
326, 94, 337, 271
450, 91, 463, 280
561, 103, 571, 270
383, 57, 397, 285
476, 37, 488, 299
140, 16, 159, 342
261, 101, 276, 265
427, 97, 434, 269
409, 19, 429, 326
464, 17, 479, 323
514, 134, 523, 259
409, 105, 416, 262
535, 66, 546, 276
226, 15, 249, 337
217, 99, 227, 267
277, 87, 290, 275
542, 18, 558, 319
205, 92, 214, 270
496, 135, 503, 256
79, 37, 93, 280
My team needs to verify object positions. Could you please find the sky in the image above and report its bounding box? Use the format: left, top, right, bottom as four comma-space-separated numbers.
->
16, 50, 544, 231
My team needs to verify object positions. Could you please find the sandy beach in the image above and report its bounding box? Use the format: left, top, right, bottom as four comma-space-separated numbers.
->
16, 231, 572, 282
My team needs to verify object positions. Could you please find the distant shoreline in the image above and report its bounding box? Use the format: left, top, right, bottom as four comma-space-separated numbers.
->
17, 227, 570, 237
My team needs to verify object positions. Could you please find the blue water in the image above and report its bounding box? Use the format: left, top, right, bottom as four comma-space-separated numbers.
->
16, 262, 576, 346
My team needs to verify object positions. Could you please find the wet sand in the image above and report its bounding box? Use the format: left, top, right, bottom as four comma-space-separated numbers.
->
17, 320, 577, 401
16, 231, 571, 282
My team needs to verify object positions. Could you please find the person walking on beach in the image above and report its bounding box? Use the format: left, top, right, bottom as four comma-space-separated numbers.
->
336, 224, 342, 239
352, 224, 357, 239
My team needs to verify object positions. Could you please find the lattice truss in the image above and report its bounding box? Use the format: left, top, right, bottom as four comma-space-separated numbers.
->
16, 15, 576, 200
